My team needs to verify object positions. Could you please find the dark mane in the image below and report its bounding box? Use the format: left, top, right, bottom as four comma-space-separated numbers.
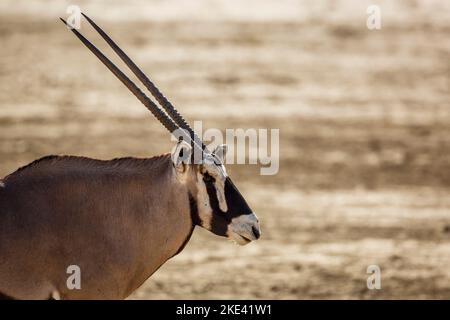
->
8, 155, 60, 176
3, 153, 172, 181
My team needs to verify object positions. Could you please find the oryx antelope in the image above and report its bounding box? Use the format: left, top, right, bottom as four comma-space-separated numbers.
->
0, 14, 260, 300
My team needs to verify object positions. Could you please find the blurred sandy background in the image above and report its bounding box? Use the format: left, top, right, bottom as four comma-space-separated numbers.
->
1, 0, 449, 299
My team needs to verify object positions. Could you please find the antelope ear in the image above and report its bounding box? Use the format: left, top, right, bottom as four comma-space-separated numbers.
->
213, 144, 228, 163
171, 140, 192, 173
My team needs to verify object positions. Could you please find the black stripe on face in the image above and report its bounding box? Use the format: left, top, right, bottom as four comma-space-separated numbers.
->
188, 191, 201, 226
203, 172, 253, 237
203, 173, 228, 236
223, 177, 253, 217
172, 192, 198, 257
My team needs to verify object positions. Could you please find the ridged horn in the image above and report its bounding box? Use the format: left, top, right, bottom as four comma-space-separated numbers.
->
80, 13, 207, 152
60, 18, 181, 136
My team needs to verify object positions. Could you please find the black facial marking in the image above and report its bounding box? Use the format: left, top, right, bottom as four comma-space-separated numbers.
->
173, 192, 197, 257
203, 173, 228, 236
202, 172, 215, 183
223, 177, 253, 216
202, 171, 253, 237
188, 191, 200, 226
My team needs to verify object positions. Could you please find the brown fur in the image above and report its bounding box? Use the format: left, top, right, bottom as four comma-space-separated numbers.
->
0, 154, 195, 299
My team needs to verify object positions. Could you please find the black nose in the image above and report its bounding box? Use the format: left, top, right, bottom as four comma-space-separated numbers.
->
252, 225, 261, 239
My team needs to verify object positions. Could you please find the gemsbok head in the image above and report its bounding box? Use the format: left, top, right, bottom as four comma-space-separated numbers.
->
0, 14, 260, 300
172, 140, 261, 245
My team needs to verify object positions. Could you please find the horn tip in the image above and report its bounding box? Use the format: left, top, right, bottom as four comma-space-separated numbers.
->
81, 12, 92, 22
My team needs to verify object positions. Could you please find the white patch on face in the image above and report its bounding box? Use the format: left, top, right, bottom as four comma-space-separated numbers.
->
215, 179, 228, 212
218, 163, 228, 177
205, 154, 228, 178
202, 158, 228, 213
215, 164, 228, 212
196, 171, 213, 230
0, 180, 4, 188
227, 213, 260, 246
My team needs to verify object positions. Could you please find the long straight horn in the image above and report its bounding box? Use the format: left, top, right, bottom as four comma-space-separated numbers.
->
81, 13, 207, 152
59, 18, 179, 135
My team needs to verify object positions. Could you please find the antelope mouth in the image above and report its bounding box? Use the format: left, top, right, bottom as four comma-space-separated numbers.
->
236, 233, 252, 243
227, 213, 261, 246
229, 231, 253, 246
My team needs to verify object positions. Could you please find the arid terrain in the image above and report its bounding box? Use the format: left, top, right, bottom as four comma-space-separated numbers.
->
1, 0, 449, 299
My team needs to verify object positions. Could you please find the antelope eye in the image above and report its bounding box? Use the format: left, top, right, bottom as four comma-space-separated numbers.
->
203, 174, 215, 183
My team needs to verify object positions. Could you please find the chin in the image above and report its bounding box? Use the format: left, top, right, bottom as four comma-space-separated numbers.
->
228, 232, 252, 246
